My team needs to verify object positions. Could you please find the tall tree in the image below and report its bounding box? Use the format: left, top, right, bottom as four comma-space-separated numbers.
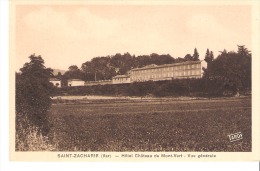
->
184, 54, 193, 61
68, 65, 79, 71
219, 49, 227, 55
193, 48, 199, 61
237, 45, 251, 57
210, 51, 214, 61
56, 72, 62, 79
16, 54, 53, 135
64, 65, 83, 80
204, 48, 214, 63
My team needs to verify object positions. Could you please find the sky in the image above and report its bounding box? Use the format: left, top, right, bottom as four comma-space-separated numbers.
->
15, 5, 251, 71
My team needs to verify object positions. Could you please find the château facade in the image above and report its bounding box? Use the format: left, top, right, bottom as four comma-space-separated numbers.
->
130, 60, 207, 82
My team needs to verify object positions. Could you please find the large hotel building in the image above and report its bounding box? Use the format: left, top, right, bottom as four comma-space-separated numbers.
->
112, 60, 207, 84
63, 60, 207, 86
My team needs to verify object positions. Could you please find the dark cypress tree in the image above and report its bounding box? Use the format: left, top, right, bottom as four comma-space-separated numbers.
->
204, 48, 214, 63
193, 48, 199, 61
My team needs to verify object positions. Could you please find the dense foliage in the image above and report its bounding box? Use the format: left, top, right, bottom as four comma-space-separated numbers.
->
52, 79, 223, 97
204, 45, 251, 96
62, 50, 200, 82
16, 54, 54, 135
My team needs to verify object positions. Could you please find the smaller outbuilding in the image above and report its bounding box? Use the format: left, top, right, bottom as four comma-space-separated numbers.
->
49, 78, 61, 87
67, 79, 85, 87
112, 75, 131, 84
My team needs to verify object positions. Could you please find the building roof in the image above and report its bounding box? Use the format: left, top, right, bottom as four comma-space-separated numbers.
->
131, 60, 202, 71
49, 78, 60, 81
112, 75, 130, 79
86, 80, 112, 83
68, 79, 84, 81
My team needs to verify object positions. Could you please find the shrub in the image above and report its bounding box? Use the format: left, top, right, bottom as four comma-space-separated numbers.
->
15, 118, 57, 151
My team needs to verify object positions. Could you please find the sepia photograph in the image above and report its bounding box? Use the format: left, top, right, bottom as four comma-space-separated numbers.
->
8, 0, 260, 162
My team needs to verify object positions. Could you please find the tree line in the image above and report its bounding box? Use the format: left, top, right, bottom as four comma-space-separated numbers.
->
54, 45, 251, 97
58, 48, 201, 84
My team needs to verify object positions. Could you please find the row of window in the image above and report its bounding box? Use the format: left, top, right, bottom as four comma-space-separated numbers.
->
113, 78, 129, 81
132, 64, 201, 74
131, 70, 201, 80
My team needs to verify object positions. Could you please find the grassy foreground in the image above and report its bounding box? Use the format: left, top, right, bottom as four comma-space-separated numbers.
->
43, 97, 251, 152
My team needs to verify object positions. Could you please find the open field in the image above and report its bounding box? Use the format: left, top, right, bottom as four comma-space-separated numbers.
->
48, 97, 251, 151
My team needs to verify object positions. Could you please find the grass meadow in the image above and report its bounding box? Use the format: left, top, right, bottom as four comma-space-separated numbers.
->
41, 96, 251, 152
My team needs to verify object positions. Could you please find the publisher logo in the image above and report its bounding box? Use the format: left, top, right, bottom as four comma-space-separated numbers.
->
228, 132, 243, 142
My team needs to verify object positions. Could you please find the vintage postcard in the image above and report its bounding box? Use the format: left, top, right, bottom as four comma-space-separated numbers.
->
9, 0, 260, 161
